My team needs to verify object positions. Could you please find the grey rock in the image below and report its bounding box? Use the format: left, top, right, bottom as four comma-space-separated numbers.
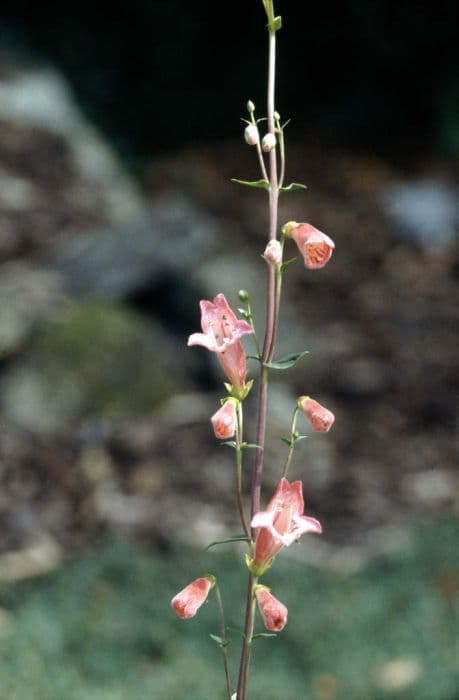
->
381, 178, 459, 250
49, 193, 218, 298
0, 263, 66, 355
0, 301, 189, 433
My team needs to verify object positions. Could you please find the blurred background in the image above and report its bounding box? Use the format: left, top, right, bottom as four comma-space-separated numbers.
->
0, 1, 458, 698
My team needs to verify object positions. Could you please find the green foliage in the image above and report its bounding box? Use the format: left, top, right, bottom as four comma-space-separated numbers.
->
0, 519, 458, 699
264, 350, 309, 370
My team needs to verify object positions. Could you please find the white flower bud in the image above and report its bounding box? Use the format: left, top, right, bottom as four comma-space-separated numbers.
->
244, 124, 259, 146
247, 100, 255, 113
263, 240, 282, 265
262, 133, 276, 152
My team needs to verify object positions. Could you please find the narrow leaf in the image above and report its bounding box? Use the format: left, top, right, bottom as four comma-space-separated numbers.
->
241, 443, 261, 450
209, 634, 223, 644
280, 257, 297, 272
206, 535, 251, 551
220, 441, 237, 449
294, 435, 308, 442
231, 178, 271, 191
281, 437, 292, 447
279, 182, 307, 193
247, 354, 261, 362
264, 350, 309, 370
252, 632, 278, 639
271, 15, 282, 31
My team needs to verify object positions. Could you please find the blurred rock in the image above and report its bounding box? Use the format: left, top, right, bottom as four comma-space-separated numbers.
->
382, 178, 459, 251
0, 63, 143, 228
377, 657, 422, 691
0, 301, 188, 432
49, 193, 217, 299
0, 534, 62, 581
0, 262, 66, 355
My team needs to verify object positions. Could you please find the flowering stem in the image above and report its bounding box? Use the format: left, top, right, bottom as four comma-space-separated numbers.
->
236, 575, 258, 700
281, 406, 300, 478
251, 112, 269, 182
214, 582, 233, 700
276, 115, 286, 189
237, 19, 280, 700
245, 296, 262, 360
235, 401, 250, 539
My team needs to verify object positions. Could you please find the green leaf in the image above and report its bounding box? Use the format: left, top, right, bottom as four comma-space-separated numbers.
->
294, 435, 308, 442
252, 632, 278, 639
206, 535, 251, 551
281, 437, 292, 447
220, 441, 237, 449
271, 15, 282, 32
247, 354, 261, 362
280, 257, 297, 272
241, 443, 261, 450
279, 182, 307, 193
264, 350, 309, 370
209, 634, 230, 647
231, 178, 270, 191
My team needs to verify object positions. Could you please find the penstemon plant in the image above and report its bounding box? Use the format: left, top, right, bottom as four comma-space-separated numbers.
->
171, 2, 336, 698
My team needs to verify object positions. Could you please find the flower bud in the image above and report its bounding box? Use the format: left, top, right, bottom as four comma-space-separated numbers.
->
262, 133, 276, 152
274, 110, 280, 121
247, 100, 255, 113
255, 586, 288, 631
298, 396, 335, 433
281, 221, 298, 237
244, 124, 259, 146
171, 576, 215, 619
263, 240, 282, 265
211, 400, 237, 440
238, 289, 249, 302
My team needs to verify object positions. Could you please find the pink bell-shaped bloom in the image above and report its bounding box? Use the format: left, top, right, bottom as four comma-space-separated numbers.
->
248, 478, 322, 576
211, 400, 237, 440
188, 293, 252, 395
171, 576, 215, 619
284, 221, 335, 269
299, 396, 335, 433
263, 239, 282, 265
255, 586, 288, 631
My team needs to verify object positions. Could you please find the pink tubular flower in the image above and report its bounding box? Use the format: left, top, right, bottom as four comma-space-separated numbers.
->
248, 478, 322, 576
171, 576, 215, 619
299, 396, 335, 433
255, 586, 288, 631
263, 239, 282, 265
283, 221, 335, 269
211, 400, 237, 440
188, 293, 252, 396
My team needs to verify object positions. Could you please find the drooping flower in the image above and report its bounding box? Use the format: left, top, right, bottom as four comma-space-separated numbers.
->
211, 400, 237, 440
188, 293, 252, 396
283, 221, 335, 269
263, 239, 282, 265
255, 586, 288, 631
248, 478, 322, 576
171, 576, 215, 619
298, 396, 335, 433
